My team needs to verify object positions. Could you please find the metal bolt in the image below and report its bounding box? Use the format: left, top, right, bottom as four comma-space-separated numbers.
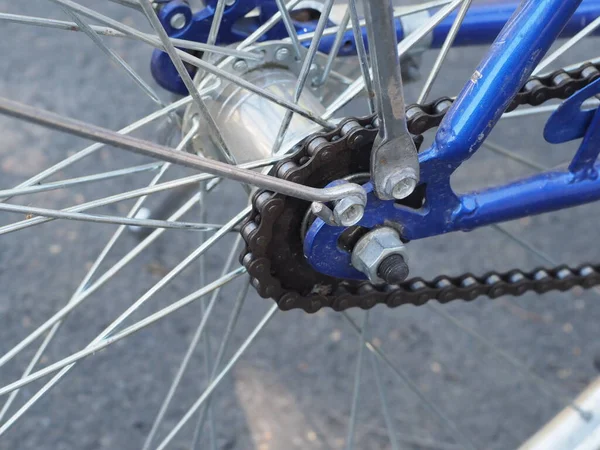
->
169, 13, 187, 30
351, 227, 408, 284
378, 254, 409, 284
233, 60, 248, 72
385, 168, 418, 200
275, 47, 290, 61
333, 195, 365, 227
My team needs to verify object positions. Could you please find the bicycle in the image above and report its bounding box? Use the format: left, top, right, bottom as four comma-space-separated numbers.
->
1, 0, 600, 448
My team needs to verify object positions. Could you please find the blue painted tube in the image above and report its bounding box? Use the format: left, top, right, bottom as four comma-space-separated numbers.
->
457, 166, 600, 230
429, 0, 600, 48
431, 0, 584, 167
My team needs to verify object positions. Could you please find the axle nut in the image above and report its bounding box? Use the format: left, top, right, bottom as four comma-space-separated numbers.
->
351, 227, 408, 284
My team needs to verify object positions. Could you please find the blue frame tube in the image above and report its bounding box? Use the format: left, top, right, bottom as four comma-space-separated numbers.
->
430, 0, 600, 48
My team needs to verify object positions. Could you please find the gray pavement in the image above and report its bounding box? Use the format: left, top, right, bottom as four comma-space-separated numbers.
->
1, 1, 600, 449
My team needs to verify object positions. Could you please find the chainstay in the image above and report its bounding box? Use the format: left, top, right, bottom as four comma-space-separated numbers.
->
240, 61, 600, 313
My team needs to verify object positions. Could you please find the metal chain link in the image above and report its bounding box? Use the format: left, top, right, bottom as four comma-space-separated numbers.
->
240, 61, 600, 313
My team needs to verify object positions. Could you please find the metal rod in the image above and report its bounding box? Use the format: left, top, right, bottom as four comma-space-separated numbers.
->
0, 97, 365, 204
418, 0, 473, 103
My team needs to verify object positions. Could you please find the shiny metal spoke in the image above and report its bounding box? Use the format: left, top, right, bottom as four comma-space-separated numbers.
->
316, 7, 351, 87
196, 182, 217, 450
50, 0, 332, 128
206, 0, 227, 47
58, 5, 163, 106
190, 281, 250, 450
324, 0, 463, 118
275, 0, 304, 59
370, 353, 400, 450
141, 233, 244, 450
348, 0, 374, 114
0, 202, 228, 232
155, 304, 279, 450
493, 224, 556, 266
418, 0, 473, 103
0, 162, 162, 199
108, 0, 142, 11
426, 303, 590, 419
346, 311, 369, 450
0, 14, 261, 60
483, 140, 546, 172
272, 0, 335, 153
342, 312, 477, 450
534, 15, 600, 76
0, 269, 246, 412
500, 100, 599, 120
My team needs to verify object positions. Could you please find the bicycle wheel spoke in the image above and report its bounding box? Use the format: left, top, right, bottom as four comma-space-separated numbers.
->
426, 303, 590, 419
341, 312, 477, 450
0, 268, 246, 428
155, 303, 278, 450
324, 0, 463, 119
417, 0, 473, 103
58, 5, 163, 106
500, 100, 599, 120
348, 0, 374, 114
534, 15, 600, 76
0, 13, 263, 60
196, 183, 217, 450
190, 280, 250, 450
0, 202, 227, 232
108, 0, 142, 11
296, 0, 455, 44
370, 353, 400, 450
483, 140, 546, 171
345, 311, 369, 450
316, 7, 351, 87
274, 0, 303, 59
142, 233, 244, 450
0, 162, 162, 199
272, 0, 335, 153
493, 224, 556, 265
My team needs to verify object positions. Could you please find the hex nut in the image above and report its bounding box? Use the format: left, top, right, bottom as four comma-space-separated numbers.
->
351, 227, 407, 284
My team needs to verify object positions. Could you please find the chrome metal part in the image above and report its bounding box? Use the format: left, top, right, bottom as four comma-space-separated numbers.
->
363, 0, 420, 200
351, 227, 408, 284
184, 42, 329, 165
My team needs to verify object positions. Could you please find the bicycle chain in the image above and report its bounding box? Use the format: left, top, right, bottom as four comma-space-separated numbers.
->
240, 61, 600, 313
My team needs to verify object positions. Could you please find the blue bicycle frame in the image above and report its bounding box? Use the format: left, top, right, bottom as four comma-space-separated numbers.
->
304, 0, 600, 280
